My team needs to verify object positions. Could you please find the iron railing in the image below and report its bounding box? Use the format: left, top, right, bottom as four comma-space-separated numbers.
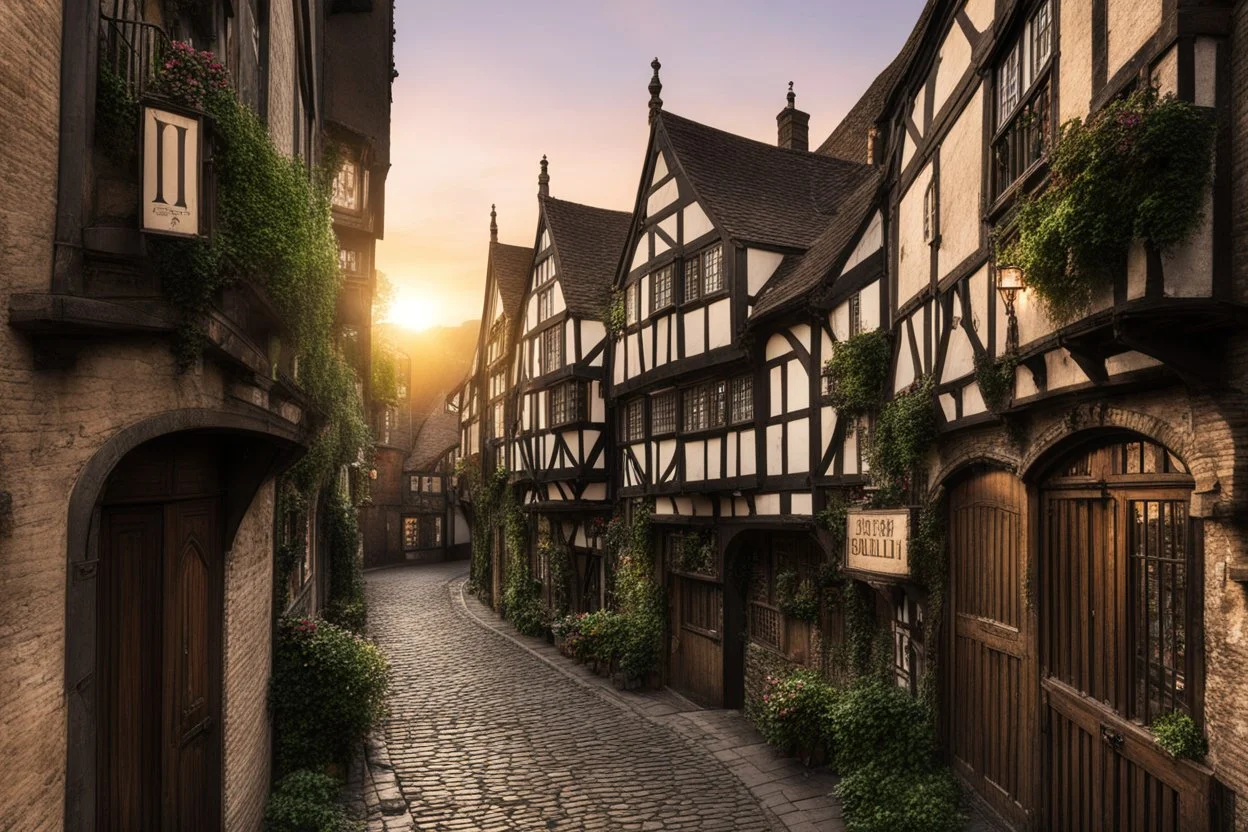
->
99, 4, 170, 101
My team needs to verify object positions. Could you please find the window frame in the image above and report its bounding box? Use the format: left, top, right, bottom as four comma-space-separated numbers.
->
651, 263, 674, 311
539, 325, 564, 376
622, 398, 645, 442
537, 286, 555, 322
548, 380, 586, 428
650, 390, 677, 436
729, 375, 754, 425
682, 244, 727, 305
991, 0, 1055, 198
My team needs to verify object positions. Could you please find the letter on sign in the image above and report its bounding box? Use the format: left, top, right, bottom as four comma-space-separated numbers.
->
142, 105, 200, 236
845, 508, 912, 578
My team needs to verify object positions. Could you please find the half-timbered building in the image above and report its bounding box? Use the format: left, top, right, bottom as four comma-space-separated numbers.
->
607, 68, 884, 708
507, 168, 630, 614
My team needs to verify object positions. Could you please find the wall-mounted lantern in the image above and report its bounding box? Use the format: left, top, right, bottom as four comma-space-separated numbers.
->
996, 265, 1025, 354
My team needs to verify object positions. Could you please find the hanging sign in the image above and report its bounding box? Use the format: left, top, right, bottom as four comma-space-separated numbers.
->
141, 103, 202, 236
845, 508, 912, 578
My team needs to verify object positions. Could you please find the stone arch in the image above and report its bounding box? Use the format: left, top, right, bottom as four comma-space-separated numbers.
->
929, 448, 1022, 498
64, 407, 306, 832
1018, 403, 1208, 489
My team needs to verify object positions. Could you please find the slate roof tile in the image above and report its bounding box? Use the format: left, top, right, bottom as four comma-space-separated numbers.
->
541, 197, 632, 319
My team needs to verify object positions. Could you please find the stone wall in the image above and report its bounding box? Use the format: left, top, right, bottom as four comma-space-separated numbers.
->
223, 479, 276, 832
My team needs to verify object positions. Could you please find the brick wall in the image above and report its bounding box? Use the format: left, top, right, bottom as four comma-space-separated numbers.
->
223, 479, 276, 832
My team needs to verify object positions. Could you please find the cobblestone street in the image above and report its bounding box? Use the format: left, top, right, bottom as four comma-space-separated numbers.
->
363, 562, 841, 832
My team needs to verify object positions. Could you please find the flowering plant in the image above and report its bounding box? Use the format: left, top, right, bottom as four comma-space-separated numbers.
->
152, 41, 230, 109
757, 669, 838, 757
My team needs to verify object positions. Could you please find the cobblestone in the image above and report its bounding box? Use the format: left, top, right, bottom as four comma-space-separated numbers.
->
365, 562, 791, 831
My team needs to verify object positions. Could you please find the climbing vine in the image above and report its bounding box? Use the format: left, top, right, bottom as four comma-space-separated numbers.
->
540, 532, 574, 621
500, 492, 544, 636
672, 529, 715, 575
823, 329, 892, 414
868, 375, 937, 495
998, 87, 1215, 322
909, 498, 948, 721
602, 290, 626, 338
604, 505, 664, 679
459, 460, 509, 600
974, 350, 1018, 415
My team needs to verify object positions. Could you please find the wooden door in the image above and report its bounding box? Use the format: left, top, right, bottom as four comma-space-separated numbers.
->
162, 498, 222, 832
98, 439, 223, 831
99, 506, 164, 831
1040, 439, 1211, 831
946, 469, 1036, 827
670, 573, 724, 707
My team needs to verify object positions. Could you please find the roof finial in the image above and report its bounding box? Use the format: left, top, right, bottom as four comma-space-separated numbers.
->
538, 155, 550, 198
490, 203, 498, 242
648, 57, 663, 124
787, 81, 796, 110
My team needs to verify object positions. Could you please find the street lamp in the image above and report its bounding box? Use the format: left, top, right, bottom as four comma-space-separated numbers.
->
996, 265, 1024, 354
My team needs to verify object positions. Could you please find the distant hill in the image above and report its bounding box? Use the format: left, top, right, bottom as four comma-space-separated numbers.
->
376, 320, 478, 419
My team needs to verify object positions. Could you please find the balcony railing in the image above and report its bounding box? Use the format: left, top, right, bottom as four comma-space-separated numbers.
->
993, 81, 1051, 200
99, 7, 170, 100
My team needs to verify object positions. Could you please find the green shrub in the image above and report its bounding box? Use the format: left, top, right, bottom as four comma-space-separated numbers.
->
757, 670, 839, 753
974, 350, 1017, 415
264, 770, 361, 832
611, 508, 664, 678
824, 681, 934, 775
824, 329, 892, 415
836, 763, 963, 832
999, 88, 1215, 322
1151, 711, 1207, 761
573, 608, 626, 664
270, 617, 389, 776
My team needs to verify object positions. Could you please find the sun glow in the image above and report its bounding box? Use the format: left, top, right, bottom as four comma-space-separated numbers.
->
384, 289, 442, 332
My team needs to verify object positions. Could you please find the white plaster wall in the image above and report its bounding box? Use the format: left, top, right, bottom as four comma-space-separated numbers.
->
787, 419, 809, 474
898, 163, 933, 306
707, 437, 722, 479
787, 360, 809, 410
932, 22, 972, 116
965, 0, 994, 32
740, 430, 756, 476
685, 442, 705, 481
685, 307, 706, 356
708, 299, 732, 349
747, 249, 785, 296
683, 202, 714, 243
1107, 0, 1160, 80
939, 392, 958, 421
630, 238, 647, 274
938, 88, 983, 273
653, 151, 668, 181
769, 365, 784, 417
941, 322, 976, 383
766, 425, 783, 475
1045, 348, 1092, 389
583, 320, 605, 365
765, 333, 789, 361
791, 493, 813, 516
647, 178, 680, 217
841, 212, 883, 274
1059, 0, 1094, 123
1106, 351, 1162, 375
962, 381, 987, 416
756, 494, 781, 516
1162, 188, 1215, 298
861, 280, 881, 331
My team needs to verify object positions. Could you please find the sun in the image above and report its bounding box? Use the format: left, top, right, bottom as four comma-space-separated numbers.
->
384, 289, 441, 332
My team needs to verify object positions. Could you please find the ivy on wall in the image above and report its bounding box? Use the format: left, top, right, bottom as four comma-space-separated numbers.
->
602, 290, 626, 338
823, 329, 892, 415
500, 491, 545, 636
459, 460, 509, 600
998, 87, 1215, 322
974, 350, 1018, 415
868, 376, 937, 494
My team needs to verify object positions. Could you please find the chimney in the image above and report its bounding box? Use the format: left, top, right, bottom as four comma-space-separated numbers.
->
648, 58, 663, 124
538, 155, 550, 197
490, 204, 498, 242
776, 82, 810, 152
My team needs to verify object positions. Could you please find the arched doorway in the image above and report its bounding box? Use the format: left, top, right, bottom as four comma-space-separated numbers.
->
97, 434, 225, 830
1037, 434, 1211, 830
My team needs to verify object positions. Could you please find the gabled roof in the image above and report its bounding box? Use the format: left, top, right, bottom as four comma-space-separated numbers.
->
489, 241, 534, 320
816, 0, 941, 161
404, 402, 461, 472
541, 197, 631, 319
658, 111, 873, 250
750, 171, 883, 321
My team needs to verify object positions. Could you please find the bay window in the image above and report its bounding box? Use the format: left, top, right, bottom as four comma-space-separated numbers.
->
681, 380, 727, 433
549, 381, 585, 427
650, 390, 676, 435
993, 0, 1053, 197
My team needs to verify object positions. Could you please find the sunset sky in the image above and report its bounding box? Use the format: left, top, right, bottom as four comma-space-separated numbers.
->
377, 0, 926, 330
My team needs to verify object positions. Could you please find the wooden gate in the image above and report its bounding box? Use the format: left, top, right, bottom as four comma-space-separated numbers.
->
670, 572, 724, 707
98, 438, 223, 830
946, 468, 1036, 827
1040, 438, 1212, 831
